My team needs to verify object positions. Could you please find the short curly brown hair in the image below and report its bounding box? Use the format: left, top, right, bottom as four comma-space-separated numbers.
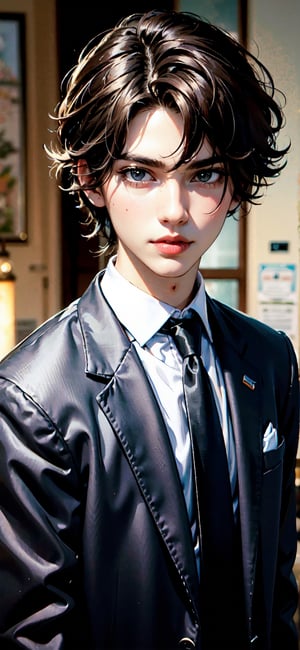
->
45, 9, 289, 253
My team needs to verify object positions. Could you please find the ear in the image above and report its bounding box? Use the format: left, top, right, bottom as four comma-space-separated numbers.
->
77, 159, 105, 207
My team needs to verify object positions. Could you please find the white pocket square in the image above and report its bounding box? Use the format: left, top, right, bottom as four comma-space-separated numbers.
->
263, 422, 278, 452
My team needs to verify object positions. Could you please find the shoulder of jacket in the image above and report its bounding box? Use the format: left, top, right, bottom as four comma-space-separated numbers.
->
209, 295, 288, 340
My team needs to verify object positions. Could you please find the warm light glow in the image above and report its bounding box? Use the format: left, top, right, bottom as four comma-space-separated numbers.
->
0, 279, 16, 359
0, 260, 13, 275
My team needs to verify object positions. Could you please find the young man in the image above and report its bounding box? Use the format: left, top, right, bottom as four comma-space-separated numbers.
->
0, 10, 298, 650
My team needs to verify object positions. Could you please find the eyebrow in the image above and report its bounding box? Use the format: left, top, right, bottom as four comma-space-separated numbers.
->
118, 153, 225, 170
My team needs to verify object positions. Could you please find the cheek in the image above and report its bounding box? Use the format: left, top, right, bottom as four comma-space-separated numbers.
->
199, 206, 227, 229
109, 203, 140, 229
106, 186, 141, 217
197, 207, 228, 246
108, 197, 144, 242
204, 192, 233, 227
108, 192, 153, 238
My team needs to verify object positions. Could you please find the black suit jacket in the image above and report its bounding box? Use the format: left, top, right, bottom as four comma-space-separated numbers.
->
0, 272, 298, 649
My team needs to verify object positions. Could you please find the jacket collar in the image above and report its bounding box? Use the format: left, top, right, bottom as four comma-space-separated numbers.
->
78, 272, 131, 378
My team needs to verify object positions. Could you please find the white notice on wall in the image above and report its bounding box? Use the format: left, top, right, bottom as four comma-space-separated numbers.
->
257, 263, 298, 344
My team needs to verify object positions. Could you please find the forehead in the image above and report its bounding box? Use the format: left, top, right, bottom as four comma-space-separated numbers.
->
122, 107, 213, 164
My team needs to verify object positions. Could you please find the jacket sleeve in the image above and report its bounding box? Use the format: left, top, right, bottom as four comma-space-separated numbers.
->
0, 377, 87, 649
271, 333, 299, 649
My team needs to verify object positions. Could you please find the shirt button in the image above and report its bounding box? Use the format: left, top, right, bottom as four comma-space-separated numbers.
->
179, 638, 196, 649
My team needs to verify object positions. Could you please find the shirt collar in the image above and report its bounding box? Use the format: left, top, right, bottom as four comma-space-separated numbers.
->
101, 256, 212, 347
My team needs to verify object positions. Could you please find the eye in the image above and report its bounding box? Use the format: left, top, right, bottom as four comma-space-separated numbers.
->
119, 166, 154, 183
194, 168, 225, 184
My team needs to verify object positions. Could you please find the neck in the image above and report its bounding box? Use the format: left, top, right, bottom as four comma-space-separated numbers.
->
115, 260, 199, 309
114, 246, 201, 309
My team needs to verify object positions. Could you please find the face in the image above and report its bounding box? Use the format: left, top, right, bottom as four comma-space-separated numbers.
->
85, 107, 236, 308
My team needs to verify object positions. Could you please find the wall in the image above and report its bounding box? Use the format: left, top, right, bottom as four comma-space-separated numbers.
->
247, 0, 300, 356
0, 0, 60, 341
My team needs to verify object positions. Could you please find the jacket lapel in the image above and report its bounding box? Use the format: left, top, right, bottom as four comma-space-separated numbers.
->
78, 275, 200, 612
207, 297, 263, 618
100, 346, 199, 597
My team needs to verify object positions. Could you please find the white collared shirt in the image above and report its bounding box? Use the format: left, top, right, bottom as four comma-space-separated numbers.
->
101, 257, 237, 574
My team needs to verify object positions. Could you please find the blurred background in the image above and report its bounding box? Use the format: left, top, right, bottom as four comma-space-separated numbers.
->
0, 0, 298, 360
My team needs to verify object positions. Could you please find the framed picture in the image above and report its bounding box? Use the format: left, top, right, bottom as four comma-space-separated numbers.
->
0, 13, 27, 242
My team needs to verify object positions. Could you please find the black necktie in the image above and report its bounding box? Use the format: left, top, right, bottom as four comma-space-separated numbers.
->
162, 313, 238, 641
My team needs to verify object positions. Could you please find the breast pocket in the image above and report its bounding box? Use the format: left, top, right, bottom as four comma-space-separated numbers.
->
263, 436, 285, 473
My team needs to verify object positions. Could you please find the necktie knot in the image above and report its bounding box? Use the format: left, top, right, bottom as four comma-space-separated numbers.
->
161, 313, 202, 359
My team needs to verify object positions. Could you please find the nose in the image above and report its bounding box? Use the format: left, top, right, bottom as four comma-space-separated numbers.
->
158, 179, 189, 225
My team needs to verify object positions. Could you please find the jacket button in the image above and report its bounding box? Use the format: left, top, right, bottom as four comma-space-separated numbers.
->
179, 638, 196, 649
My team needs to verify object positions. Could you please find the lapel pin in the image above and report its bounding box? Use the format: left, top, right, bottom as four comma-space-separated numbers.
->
242, 374, 256, 391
